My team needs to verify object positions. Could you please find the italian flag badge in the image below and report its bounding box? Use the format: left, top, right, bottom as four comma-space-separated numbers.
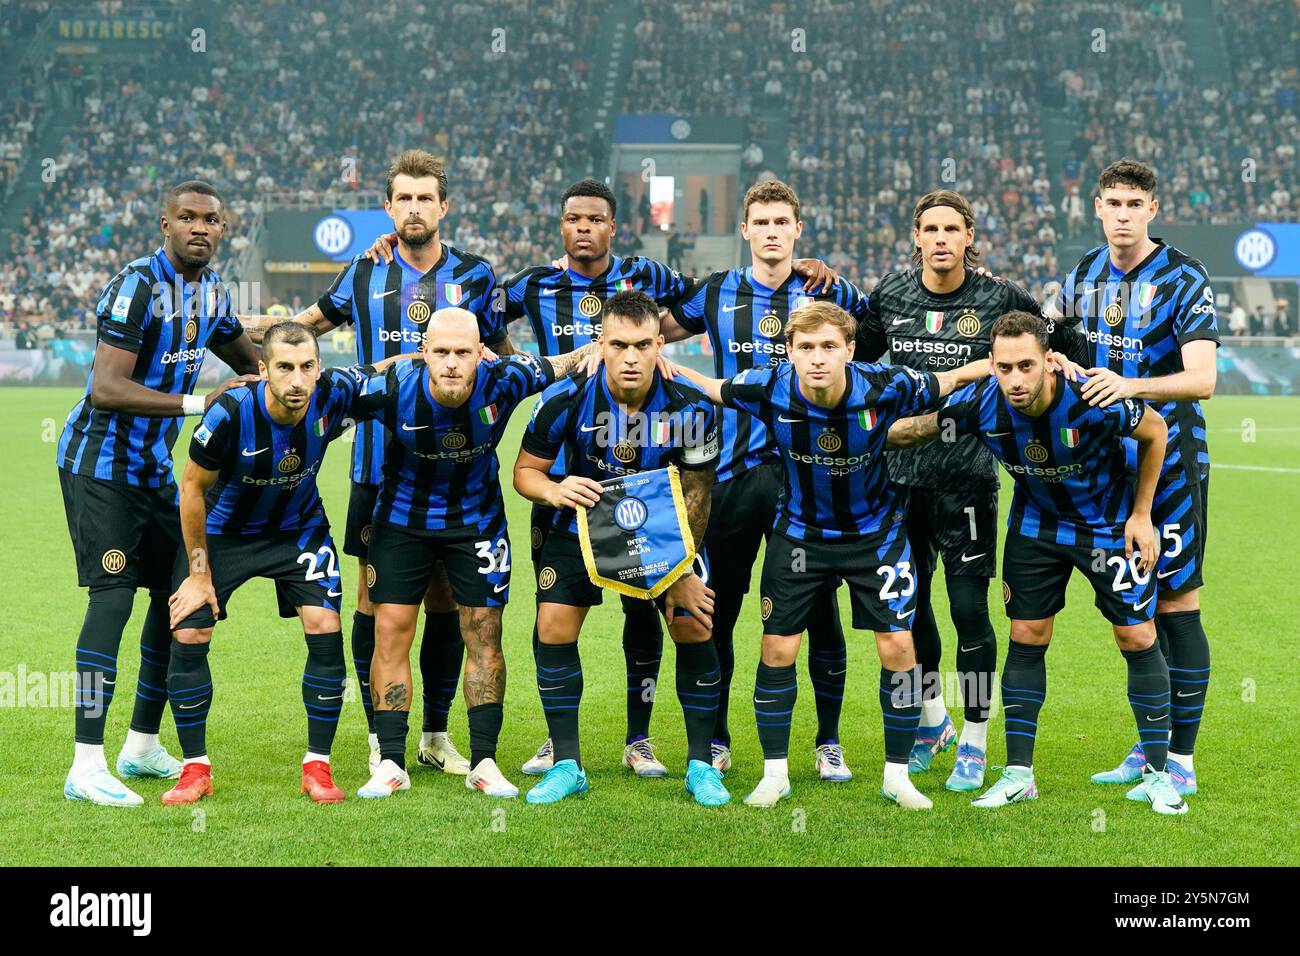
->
479, 404, 499, 425
858, 408, 878, 430
925, 311, 943, 333
313, 416, 328, 437
1060, 427, 1080, 448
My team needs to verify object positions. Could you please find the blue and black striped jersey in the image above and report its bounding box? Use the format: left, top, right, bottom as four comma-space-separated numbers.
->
720, 361, 939, 542
1052, 240, 1219, 485
522, 369, 719, 536
57, 247, 244, 488
939, 373, 1148, 550
189, 367, 371, 535
354, 354, 554, 536
316, 244, 504, 486
672, 268, 869, 484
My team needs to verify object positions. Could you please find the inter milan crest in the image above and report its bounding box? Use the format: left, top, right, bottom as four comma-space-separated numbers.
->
578, 294, 603, 318
758, 314, 782, 337
956, 310, 981, 337
442, 432, 467, 449
817, 430, 842, 453
278, 450, 302, 473
1024, 440, 1048, 463
1103, 302, 1125, 328
613, 441, 637, 463
408, 299, 432, 325
184, 319, 198, 343
101, 549, 127, 574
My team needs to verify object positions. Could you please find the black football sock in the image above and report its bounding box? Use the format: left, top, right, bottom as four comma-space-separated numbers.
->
807, 588, 846, 745
350, 611, 376, 734
420, 610, 463, 734
167, 639, 213, 760
1123, 643, 1171, 773
708, 587, 742, 746
128, 589, 172, 735
467, 702, 504, 770
1160, 610, 1210, 757
880, 666, 923, 764
621, 597, 662, 743
1000, 642, 1047, 769
1154, 612, 1171, 661
374, 709, 409, 770
754, 662, 797, 760
948, 576, 998, 724
675, 638, 721, 764
536, 642, 583, 766
73, 586, 135, 745
303, 631, 347, 756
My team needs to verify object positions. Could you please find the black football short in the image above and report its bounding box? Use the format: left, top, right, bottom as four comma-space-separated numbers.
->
530, 501, 558, 566
170, 525, 343, 630
700, 458, 781, 597
1151, 471, 1209, 593
343, 481, 379, 560
367, 520, 511, 607
1000, 532, 1156, 627
59, 469, 182, 592
534, 529, 707, 619
760, 524, 914, 635
900, 484, 999, 579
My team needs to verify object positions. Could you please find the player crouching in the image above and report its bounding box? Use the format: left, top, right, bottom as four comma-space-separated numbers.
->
164, 323, 406, 804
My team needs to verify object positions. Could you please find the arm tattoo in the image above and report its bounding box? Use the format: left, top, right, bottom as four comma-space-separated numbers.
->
549, 342, 597, 377
680, 468, 714, 549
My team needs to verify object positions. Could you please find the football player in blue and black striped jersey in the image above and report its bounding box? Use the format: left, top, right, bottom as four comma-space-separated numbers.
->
59, 181, 261, 807
658, 179, 859, 781
240, 151, 513, 777
889, 311, 1186, 815
667, 301, 989, 810
349, 308, 594, 800
1051, 160, 1218, 797
162, 323, 412, 805
514, 290, 728, 807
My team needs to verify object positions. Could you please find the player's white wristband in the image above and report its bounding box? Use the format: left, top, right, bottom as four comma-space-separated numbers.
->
182, 394, 205, 416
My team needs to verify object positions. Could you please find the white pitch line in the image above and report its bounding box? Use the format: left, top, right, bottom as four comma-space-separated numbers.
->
1212, 464, 1300, 474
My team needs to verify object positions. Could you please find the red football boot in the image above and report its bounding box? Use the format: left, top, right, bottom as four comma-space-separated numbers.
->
162, 762, 213, 805
301, 760, 345, 803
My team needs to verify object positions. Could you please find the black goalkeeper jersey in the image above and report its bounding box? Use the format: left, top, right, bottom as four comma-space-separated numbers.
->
855, 266, 1087, 491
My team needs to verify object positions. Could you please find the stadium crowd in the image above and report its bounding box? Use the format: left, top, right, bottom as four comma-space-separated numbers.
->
1, 0, 1297, 335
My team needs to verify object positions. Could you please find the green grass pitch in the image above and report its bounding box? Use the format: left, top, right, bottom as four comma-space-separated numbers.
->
1, 387, 1297, 866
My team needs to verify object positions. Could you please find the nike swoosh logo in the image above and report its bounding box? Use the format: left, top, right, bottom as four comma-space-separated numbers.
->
426, 754, 446, 768
959, 644, 980, 652
890, 318, 910, 326
1004, 704, 1021, 710
164, 312, 178, 323
326, 589, 342, 597
372, 289, 398, 299
1132, 597, 1154, 612
177, 700, 208, 710
960, 552, 987, 563
696, 678, 721, 687
580, 424, 603, 432
317, 694, 344, 701
777, 415, 802, 423
827, 668, 846, 676
493, 583, 508, 593
985, 431, 1011, 438
634, 659, 659, 666
1146, 714, 1167, 722
754, 698, 777, 704
94, 787, 128, 800
1003, 786, 1027, 801
1176, 691, 1200, 698
102, 678, 115, 685
400, 423, 428, 431
241, 447, 269, 456
896, 609, 911, 620
541, 287, 561, 296
721, 304, 748, 312
538, 685, 564, 691
1157, 569, 1177, 579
